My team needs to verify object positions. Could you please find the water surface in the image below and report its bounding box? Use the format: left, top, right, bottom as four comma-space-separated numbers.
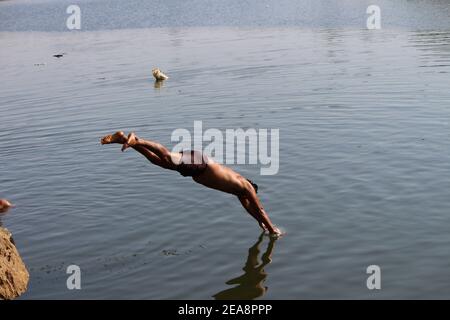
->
1, 0, 450, 299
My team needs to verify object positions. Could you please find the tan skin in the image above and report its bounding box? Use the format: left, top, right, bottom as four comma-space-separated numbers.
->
101, 131, 282, 236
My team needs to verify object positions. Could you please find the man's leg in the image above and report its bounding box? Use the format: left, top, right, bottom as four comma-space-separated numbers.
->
131, 145, 167, 168
123, 133, 174, 161
101, 131, 174, 170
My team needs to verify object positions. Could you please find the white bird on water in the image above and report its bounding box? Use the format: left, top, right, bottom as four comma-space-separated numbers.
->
152, 68, 169, 81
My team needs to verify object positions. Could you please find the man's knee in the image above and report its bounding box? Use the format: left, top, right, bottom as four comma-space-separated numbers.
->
161, 152, 176, 167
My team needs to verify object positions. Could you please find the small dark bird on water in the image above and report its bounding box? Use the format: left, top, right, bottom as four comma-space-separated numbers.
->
53, 53, 66, 58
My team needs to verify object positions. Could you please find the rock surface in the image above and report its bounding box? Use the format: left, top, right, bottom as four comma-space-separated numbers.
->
0, 227, 29, 300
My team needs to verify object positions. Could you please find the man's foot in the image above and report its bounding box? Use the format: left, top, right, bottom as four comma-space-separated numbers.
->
121, 132, 138, 152
101, 131, 127, 145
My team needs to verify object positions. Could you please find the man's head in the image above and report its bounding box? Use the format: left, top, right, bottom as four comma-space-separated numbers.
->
246, 179, 258, 194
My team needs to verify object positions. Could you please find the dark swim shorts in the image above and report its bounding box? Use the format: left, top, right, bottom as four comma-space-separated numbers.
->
176, 150, 259, 194
176, 150, 209, 177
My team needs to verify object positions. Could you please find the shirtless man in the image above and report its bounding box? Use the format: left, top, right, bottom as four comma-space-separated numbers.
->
101, 131, 282, 236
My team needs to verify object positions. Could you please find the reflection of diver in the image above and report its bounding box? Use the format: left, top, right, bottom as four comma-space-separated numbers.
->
213, 233, 277, 300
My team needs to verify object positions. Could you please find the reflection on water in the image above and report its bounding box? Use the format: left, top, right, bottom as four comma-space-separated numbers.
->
213, 234, 276, 300
154, 80, 165, 89
409, 31, 450, 68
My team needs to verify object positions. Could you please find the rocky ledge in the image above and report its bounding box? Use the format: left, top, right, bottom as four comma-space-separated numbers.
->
0, 227, 29, 300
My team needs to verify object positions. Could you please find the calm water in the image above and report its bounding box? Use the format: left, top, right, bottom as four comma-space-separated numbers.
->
1, 0, 450, 299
